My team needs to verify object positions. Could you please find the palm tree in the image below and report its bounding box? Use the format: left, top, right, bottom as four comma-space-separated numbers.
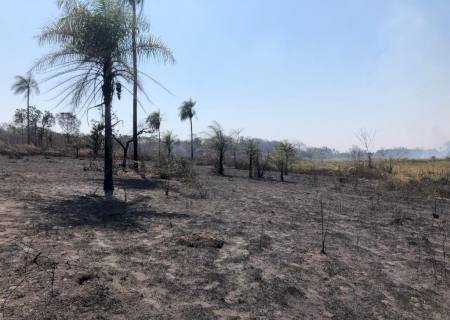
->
147, 111, 162, 164
163, 131, 176, 159
11, 74, 40, 145
35, 0, 174, 195
179, 99, 196, 160
207, 121, 229, 176
123, 0, 144, 165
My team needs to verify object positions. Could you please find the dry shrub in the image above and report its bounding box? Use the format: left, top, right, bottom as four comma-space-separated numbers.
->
158, 157, 195, 181
350, 166, 385, 180
0, 141, 41, 157
233, 159, 248, 171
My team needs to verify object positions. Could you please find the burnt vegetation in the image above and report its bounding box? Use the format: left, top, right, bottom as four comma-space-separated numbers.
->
0, 0, 449, 319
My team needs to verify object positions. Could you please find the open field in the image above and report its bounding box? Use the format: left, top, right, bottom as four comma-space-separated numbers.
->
293, 159, 450, 197
0, 156, 449, 319
294, 159, 450, 181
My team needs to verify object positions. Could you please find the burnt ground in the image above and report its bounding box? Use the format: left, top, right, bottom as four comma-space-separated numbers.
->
0, 155, 449, 319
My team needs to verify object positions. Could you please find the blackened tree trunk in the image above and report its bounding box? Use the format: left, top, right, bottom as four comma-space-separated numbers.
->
103, 60, 114, 194
34, 124, 38, 146
190, 117, 194, 161
114, 134, 144, 171
248, 153, 253, 178
123, 146, 128, 169
219, 150, 224, 175
27, 89, 31, 145
284, 155, 289, 176
280, 162, 284, 182
132, 1, 139, 165
158, 129, 161, 165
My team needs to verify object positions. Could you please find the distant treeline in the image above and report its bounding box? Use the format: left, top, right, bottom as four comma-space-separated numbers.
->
0, 111, 448, 161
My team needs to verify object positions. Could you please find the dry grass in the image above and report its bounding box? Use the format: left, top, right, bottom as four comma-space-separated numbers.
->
0, 141, 93, 158
390, 159, 450, 183
292, 158, 450, 197
0, 141, 41, 157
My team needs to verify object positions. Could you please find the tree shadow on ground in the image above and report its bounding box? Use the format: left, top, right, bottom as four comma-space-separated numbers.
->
91, 177, 163, 191
42, 195, 190, 231
114, 177, 163, 190
211, 171, 297, 185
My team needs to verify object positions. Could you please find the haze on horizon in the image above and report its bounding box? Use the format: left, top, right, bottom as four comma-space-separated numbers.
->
0, 0, 449, 152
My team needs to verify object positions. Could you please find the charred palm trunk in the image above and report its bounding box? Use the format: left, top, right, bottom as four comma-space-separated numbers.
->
190, 117, 194, 161
27, 89, 31, 145
158, 129, 161, 165
219, 150, 224, 176
280, 161, 284, 182
132, 1, 139, 166
248, 153, 253, 178
103, 60, 114, 194
123, 146, 128, 169
34, 124, 38, 146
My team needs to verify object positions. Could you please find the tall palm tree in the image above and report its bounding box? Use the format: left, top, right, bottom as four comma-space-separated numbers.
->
147, 111, 162, 164
179, 99, 196, 160
11, 74, 40, 144
123, 0, 144, 165
35, 0, 174, 195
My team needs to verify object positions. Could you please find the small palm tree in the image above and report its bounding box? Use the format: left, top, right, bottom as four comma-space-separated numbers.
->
179, 99, 196, 160
11, 74, 40, 145
208, 121, 229, 176
147, 111, 162, 164
163, 131, 177, 158
35, 0, 174, 195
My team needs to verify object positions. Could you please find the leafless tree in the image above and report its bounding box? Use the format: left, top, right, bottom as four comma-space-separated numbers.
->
245, 138, 258, 178
113, 127, 151, 169
57, 112, 81, 147
255, 149, 271, 179
276, 144, 286, 182
231, 128, 244, 169
355, 128, 376, 168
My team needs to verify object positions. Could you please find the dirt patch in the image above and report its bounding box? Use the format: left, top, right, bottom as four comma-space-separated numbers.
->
177, 233, 224, 249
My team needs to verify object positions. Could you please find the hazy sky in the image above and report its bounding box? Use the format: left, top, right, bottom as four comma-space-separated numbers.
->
1, 0, 450, 151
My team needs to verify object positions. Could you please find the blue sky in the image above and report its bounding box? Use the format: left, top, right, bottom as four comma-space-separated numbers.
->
1, 0, 450, 151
